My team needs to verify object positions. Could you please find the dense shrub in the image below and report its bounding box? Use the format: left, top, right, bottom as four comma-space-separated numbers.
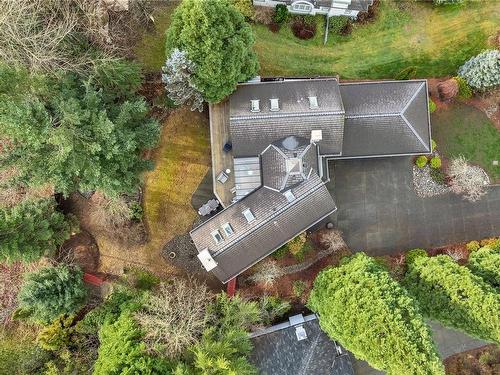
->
415, 155, 428, 168
258, 295, 290, 325
395, 66, 417, 80
291, 16, 317, 40
458, 50, 500, 91
428, 98, 437, 113
454, 76, 473, 99
17, 265, 87, 323
468, 246, 500, 289
166, 0, 258, 103
37, 315, 76, 352
405, 249, 428, 265
328, 15, 350, 35
273, 4, 290, 24
230, 0, 255, 20
405, 255, 500, 343
0, 198, 76, 263
466, 240, 481, 252
430, 156, 442, 169
309, 253, 444, 375
254, 5, 274, 25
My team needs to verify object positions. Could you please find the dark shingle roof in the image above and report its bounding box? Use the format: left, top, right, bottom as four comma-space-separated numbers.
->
261, 137, 319, 191
229, 79, 345, 157
190, 174, 336, 283
250, 315, 354, 375
339, 80, 431, 158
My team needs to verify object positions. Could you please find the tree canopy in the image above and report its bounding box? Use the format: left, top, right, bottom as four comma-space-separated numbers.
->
458, 49, 500, 90
0, 62, 159, 197
405, 254, 500, 343
0, 198, 75, 263
308, 253, 444, 375
165, 0, 259, 103
17, 265, 88, 323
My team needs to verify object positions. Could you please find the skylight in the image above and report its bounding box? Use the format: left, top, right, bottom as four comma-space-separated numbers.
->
242, 208, 255, 223
270, 98, 280, 112
283, 190, 296, 202
250, 99, 260, 113
308, 96, 318, 109
221, 223, 234, 237
211, 230, 224, 244
197, 249, 218, 271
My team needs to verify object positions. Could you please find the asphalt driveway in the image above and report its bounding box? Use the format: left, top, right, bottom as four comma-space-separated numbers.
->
327, 157, 500, 256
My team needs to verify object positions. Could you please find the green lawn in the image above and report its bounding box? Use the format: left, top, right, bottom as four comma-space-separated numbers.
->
134, 2, 179, 72
431, 102, 500, 183
254, 1, 499, 78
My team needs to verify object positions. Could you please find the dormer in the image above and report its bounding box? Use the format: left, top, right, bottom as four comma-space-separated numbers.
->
250, 99, 260, 113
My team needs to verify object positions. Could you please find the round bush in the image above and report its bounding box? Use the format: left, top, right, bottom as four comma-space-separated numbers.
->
458, 50, 500, 91
454, 76, 473, 99
415, 155, 428, 168
291, 17, 316, 40
406, 249, 428, 265
430, 156, 441, 169
466, 240, 481, 252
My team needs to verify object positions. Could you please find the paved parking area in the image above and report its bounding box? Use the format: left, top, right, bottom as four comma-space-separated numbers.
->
327, 157, 500, 256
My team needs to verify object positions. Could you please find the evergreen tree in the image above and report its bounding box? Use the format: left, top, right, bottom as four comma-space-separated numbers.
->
405, 254, 500, 343
468, 245, 500, 290
458, 49, 500, 90
0, 63, 159, 197
93, 312, 171, 375
308, 253, 444, 375
0, 198, 75, 263
165, 0, 259, 103
17, 265, 88, 323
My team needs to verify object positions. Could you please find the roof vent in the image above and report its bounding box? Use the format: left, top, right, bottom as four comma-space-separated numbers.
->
295, 325, 307, 341
250, 99, 260, 113
270, 98, 280, 112
197, 249, 218, 271
310, 130, 323, 143
308, 96, 318, 109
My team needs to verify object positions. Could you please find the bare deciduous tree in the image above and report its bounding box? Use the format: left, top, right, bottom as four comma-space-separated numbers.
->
135, 278, 213, 359
162, 49, 204, 112
248, 260, 284, 287
0, 0, 117, 73
448, 156, 489, 202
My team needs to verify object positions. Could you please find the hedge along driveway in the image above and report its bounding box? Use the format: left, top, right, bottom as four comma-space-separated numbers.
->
254, 1, 499, 79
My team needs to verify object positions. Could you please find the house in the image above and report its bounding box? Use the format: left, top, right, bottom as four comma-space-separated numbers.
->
250, 313, 355, 375
190, 77, 431, 283
253, 0, 374, 18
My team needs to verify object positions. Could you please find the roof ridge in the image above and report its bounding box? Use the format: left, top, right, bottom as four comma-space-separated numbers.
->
401, 113, 429, 150
230, 111, 345, 121
401, 81, 426, 114
401, 82, 429, 151
345, 113, 401, 119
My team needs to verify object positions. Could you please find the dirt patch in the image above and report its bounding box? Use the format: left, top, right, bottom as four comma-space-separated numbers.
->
59, 231, 100, 273
444, 344, 500, 375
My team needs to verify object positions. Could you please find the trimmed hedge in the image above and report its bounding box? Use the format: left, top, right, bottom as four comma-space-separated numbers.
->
405, 255, 500, 343
309, 253, 444, 375
468, 246, 500, 290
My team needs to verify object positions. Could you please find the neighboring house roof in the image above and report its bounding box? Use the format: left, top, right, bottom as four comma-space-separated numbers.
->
338, 80, 431, 158
229, 79, 345, 157
190, 173, 336, 283
348, 0, 374, 12
250, 314, 355, 375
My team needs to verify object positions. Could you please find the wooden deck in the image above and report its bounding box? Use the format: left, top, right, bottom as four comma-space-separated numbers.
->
209, 100, 235, 208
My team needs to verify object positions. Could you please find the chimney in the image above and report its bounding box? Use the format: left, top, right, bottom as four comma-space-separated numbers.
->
310, 129, 323, 143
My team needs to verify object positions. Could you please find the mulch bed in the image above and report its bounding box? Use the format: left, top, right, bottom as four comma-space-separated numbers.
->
444, 344, 500, 375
